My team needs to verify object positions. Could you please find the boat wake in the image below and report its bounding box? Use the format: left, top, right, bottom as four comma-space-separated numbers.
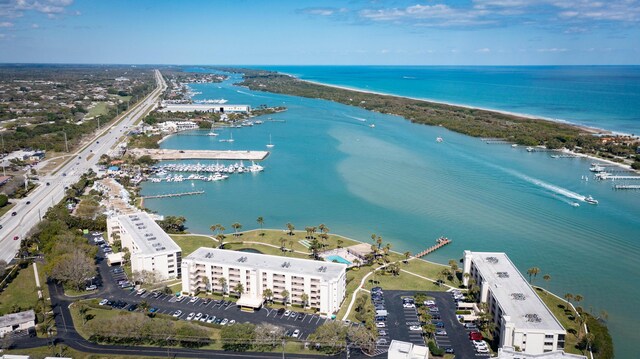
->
509, 170, 586, 202
344, 114, 367, 122
236, 90, 255, 97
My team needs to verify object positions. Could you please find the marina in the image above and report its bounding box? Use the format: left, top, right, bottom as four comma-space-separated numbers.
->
129, 148, 270, 161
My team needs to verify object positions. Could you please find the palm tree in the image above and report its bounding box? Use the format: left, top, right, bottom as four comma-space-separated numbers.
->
404, 251, 412, 263
209, 224, 218, 235
527, 267, 541, 283
305, 226, 313, 239
337, 239, 343, 248
543, 274, 551, 283
218, 225, 225, 235
202, 276, 210, 293
574, 294, 583, 310
318, 223, 327, 234
353, 258, 361, 268
257, 216, 264, 229
281, 289, 289, 305
233, 282, 244, 298
231, 222, 242, 236
288, 240, 294, 251
564, 293, 574, 308
218, 277, 227, 296
216, 234, 226, 249
376, 236, 383, 249
263, 288, 273, 303
301, 293, 309, 308
285, 223, 295, 235
279, 237, 287, 250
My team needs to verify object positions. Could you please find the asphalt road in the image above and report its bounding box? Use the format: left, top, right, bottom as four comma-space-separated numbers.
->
0, 69, 166, 264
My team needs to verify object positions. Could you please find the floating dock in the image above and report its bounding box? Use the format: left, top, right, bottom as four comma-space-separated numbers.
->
141, 190, 205, 199
614, 185, 640, 190
415, 237, 451, 258
130, 149, 270, 161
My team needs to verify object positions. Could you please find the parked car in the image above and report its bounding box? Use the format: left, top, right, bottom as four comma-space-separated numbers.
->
469, 331, 483, 341
409, 325, 422, 331
176, 295, 186, 302
173, 310, 182, 317
403, 303, 416, 308
277, 308, 286, 315
214, 318, 223, 324
136, 288, 146, 295
289, 311, 297, 317
13, 236, 18, 241
229, 319, 236, 325
220, 318, 229, 325
436, 329, 447, 336
292, 329, 300, 338
186, 312, 195, 320
195, 313, 203, 320
378, 329, 387, 336
464, 323, 478, 329
375, 322, 386, 328
206, 316, 216, 324
149, 307, 158, 313
199, 314, 209, 322
85, 284, 97, 291
99, 299, 109, 306
376, 338, 388, 345
476, 346, 490, 353
445, 347, 455, 354
190, 296, 198, 303
433, 321, 445, 328
202, 298, 210, 305
284, 310, 291, 316
128, 304, 138, 312
424, 300, 436, 306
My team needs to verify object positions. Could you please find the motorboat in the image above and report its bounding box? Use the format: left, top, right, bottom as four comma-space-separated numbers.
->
584, 195, 598, 205
266, 134, 275, 148
436, 137, 443, 143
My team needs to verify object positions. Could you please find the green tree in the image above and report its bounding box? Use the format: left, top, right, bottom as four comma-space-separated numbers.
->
256, 216, 264, 234
286, 222, 295, 235
262, 288, 273, 303
218, 277, 227, 295
543, 274, 551, 284
0, 194, 9, 207
564, 293, 574, 308
216, 234, 226, 249
404, 251, 412, 263
221, 323, 256, 351
308, 321, 348, 354
280, 289, 289, 305
301, 293, 309, 308
233, 282, 244, 298
527, 267, 541, 283
231, 222, 242, 236
209, 224, 218, 235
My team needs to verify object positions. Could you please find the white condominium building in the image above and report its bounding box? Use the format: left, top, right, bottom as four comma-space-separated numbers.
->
112, 212, 182, 280
497, 346, 587, 358
463, 251, 566, 355
181, 248, 347, 314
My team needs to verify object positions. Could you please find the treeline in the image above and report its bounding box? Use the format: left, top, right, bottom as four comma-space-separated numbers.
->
87, 310, 212, 348
19, 173, 105, 289
220, 67, 639, 166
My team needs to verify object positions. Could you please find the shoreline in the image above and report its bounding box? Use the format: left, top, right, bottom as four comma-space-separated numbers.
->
294, 76, 623, 137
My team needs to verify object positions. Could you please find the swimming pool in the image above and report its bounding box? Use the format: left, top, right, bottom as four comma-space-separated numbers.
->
326, 255, 351, 265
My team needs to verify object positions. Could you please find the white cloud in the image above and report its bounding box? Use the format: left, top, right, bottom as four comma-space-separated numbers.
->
31, 23, 38, 28
299, 7, 348, 17
537, 47, 568, 52
0, 21, 13, 27
476, 48, 491, 53
0, 0, 75, 19
359, 4, 494, 27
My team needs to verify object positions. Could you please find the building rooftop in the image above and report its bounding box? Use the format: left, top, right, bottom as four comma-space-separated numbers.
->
185, 248, 347, 281
388, 340, 429, 359
497, 347, 587, 358
0, 310, 35, 328
117, 212, 181, 257
467, 251, 565, 332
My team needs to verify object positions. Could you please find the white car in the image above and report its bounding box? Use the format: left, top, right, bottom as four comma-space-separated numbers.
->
424, 300, 436, 306
98, 299, 108, 306
409, 325, 422, 331
292, 329, 300, 338
136, 288, 146, 295
195, 312, 203, 320
476, 347, 490, 353
176, 295, 185, 302
186, 312, 195, 320
206, 316, 216, 323
228, 319, 236, 325
189, 296, 198, 303
173, 310, 182, 317
284, 310, 291, 316
220, 318, 229, 325
403, 303, 415, 308
199, 314, 209, 322
375, 322, 386, 328
376, 338, 388, 345
85, 285, 97, 291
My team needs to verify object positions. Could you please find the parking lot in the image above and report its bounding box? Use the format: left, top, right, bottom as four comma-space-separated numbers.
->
87, 233, 338, 342
382, 290, 490, 357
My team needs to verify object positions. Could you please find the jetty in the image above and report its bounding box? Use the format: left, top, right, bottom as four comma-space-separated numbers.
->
141, 190, 205, 199
130, 149, 270, 161
415, 237, 451, 258
614, 185, 640, 190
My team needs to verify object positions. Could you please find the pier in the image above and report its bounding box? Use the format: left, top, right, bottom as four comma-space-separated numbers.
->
415, 237, 451, 258
614, 185, 640, 190
141, 190, 205, 199
598, 175, 640, 181
130, 149, 270, 161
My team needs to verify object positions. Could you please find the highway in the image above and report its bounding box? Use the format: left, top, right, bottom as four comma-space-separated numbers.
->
0, 69, 166, 264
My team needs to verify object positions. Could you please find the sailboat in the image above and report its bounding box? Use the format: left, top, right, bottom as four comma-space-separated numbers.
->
219, 132, 234, 143
208, 123, 218, 136
266, 134, 275, 148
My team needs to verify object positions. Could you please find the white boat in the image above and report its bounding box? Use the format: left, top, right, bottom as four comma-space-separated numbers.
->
266, 134, 275, 148
228, 133, 234, 143
526, 147, 534, 152
584, 195, 598, 205
369, 124, 375, 128
248, 161, 264, 172
511, 144, 518, 148
436, 137, 443, 143
208, 123, 218, 136
255, 120, 263, 125
570, 202, 580, 207
589, 165, 604, 172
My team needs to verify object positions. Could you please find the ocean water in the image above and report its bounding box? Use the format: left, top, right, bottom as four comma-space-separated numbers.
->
258, 65, 640, 135
142, 69, 640, 357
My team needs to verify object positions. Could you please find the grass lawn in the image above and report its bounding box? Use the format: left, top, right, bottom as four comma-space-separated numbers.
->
535, 287, 585, 356
362, 270, 445, 292
5, 345, 179, 359
170, 234, 217, 256
223, 242, 310, 259
86, 102, 109, 118
0, 264, 40, 315
0, 202, 15, 217
232, 229, 360, 254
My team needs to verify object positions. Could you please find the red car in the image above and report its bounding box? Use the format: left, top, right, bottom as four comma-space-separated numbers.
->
13, 236, 19, 241
469, 331, 483, 341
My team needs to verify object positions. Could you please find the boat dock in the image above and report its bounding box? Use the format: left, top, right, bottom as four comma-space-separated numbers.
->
415, 237, 451, 258
130, 149, 270, 161
614, 185, 640, 190
141, 190, 205, 199
598, 175, 640, 181
550, 154, 580, 158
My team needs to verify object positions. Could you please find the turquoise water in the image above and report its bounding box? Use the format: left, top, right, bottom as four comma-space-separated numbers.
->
258, 65, 640, 134
141, 70, 640, 357
326, 255, 352, 265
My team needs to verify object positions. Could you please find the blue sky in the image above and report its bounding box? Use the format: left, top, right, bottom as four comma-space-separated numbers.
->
0, 0, 638, 65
